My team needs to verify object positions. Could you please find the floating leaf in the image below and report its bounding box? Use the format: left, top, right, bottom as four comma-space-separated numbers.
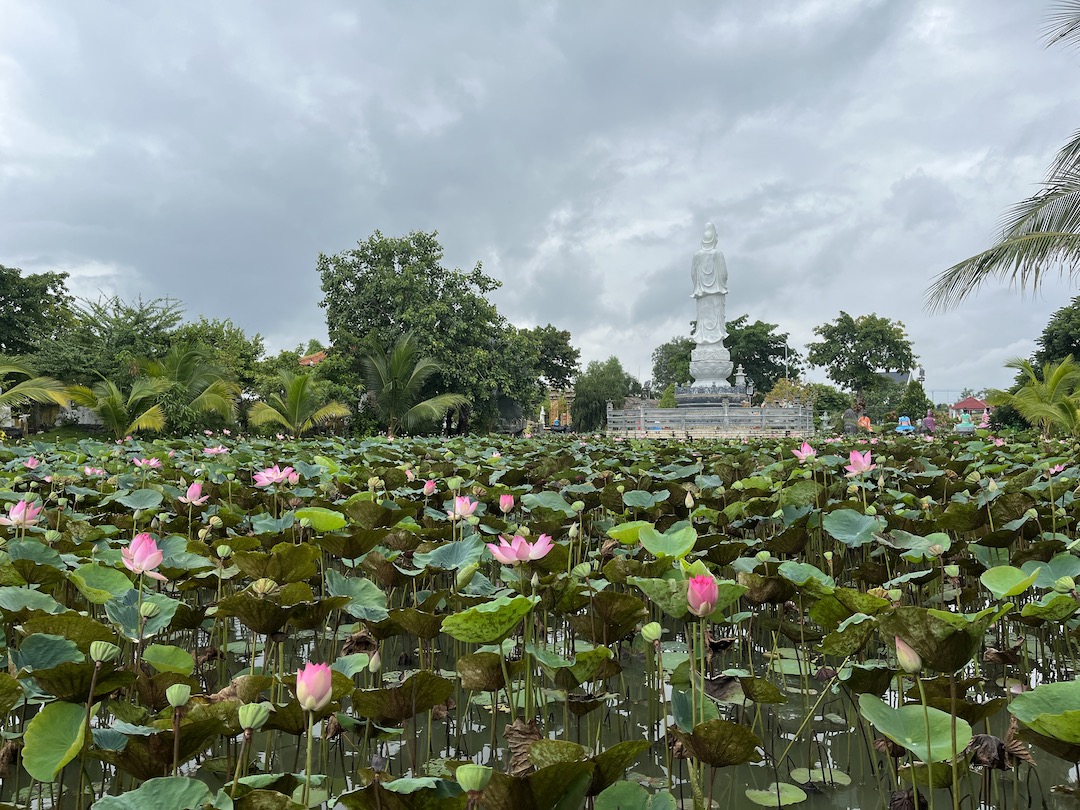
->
745, 782, 807, 806
859, 694, 973, 762
294, 507, 347, 532
142, 644, 195, 676
23, 700, 86, 782
90, 776, 213, 809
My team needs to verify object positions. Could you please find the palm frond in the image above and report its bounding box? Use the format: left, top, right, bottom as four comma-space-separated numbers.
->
1044, 1, 1080, 49
126, 404, 167, 436
300, 401, 352, 434
248, 401, 294, 431
0, 376, 71, 408
402, 393, 468, 431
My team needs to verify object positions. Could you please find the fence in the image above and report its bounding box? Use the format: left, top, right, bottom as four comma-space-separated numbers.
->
605, 402, 814, 439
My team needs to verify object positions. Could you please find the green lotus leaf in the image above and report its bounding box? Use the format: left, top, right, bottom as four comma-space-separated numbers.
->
639, 524, 696, 559
1020, 592, 1080, 623
12, 633, 84, 674
23, 700, 85, 782
528, 739, 587, 769
232, 542, 319, 584
520, 491, 576, 517
745, 782, 807, 806
858, 694, 973, 762
676, 718, 763, 768
142, 644, 195, 676
413, 535, 485, 571
456, 652, 510, 692
878, 605, 1011, 673
590, 738, 652, 795
822, 509, 885, 548
607, 520, 655, 544
294, 506, 347, 532
777, 561, 835, 597
622, 490, 670, 510
325, 568, 389, 623
116, 489, 164, 511
596, 782, 677, 810
1021, 554, 1080, 590
352, 671, 454, 723
628, 576, 689, 619
1009, 679, 1080, 744
90, 776, 213, 810
69, 563, 134, 605
980, 565, 1040, 600
789, 767, 851, 787
441, 595, 539, 644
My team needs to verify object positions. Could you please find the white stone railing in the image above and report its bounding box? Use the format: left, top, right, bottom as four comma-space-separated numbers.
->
605, 403, 814, 439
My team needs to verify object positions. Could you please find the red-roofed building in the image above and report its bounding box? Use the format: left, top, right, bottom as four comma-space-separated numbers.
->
299, 351, 327, 367
949, 396, 991, 419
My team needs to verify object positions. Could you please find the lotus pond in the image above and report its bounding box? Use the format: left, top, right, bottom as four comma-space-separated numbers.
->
2, 431, 1080, 809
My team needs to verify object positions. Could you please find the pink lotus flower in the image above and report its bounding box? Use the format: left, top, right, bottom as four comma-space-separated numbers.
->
993, 438, 1006, 447
133, 457, 162, 469
844, 450, 876, 477
203, 445, 229, 455
84, 466, 106, 477
687, 574, 719, 618
167, 449, 176, 458
447, 496, 478, 521
423, 480, 437, 497
254, 465, 299, 487
405, 468, 416, 482
22, 457, 39, 470
0, 500, 43, 527
499, 494, 515, 514
122, 533, 167, 581
1048, 464, 1066, 477
486, 533, 554, 565
295, 662, 333, 712
204, 430, 214, 436
895, 635, 922, 674
791, 442, 816, 463
179, 481, 209, 506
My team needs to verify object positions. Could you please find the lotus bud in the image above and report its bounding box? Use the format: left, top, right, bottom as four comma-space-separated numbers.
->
216, 545, 231, 558
927, 544, 945, 558
139, 601, 161, 619
944, 564, 960, 578
90, 641, 121, 664
368, 650, 382, 673
755, 550, 771, 563
251, 578, 278, 597
823, 551, 833, 562
455, 764, 492, 794
238, 701, 272, 731
571, 562, 591, 579
641, 621, 663, 644
44, 530, 61, 544
684, 491, 695, 509
877, 474, 885, 489
987, 478, 998, 492
887, 588, 901, 602
894, 636, 922, 674
572, 500, 585, 513
456, 563, 479, 591
423, 480, 437, 496
568, 524, 579, 538
1054, 576, 1076, 594
531, 572, 539, 590
166, 684, 191, 708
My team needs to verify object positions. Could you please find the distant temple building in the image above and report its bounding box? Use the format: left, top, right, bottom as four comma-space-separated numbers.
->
949, 396, 991, 420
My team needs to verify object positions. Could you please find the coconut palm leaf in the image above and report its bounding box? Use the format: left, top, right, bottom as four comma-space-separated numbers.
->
360, 333, 468, 437
68, 377, 171, 439
141, 345, 240, 422
986, 356, 1080, 437
0, 362, 70, 409
248, 370, 350, 436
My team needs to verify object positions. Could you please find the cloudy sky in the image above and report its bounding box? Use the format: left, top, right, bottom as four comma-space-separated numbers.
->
3, 0, 1080, 401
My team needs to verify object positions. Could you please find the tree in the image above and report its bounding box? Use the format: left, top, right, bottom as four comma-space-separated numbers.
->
523, 324, 580, 391
0, 265, 73, 356
926, 3, 1080, 310
651, 337, 694, 390
140, 345, 241, 434
33, 295, 184, 385
806, 312, 916, 406
571, 357, 632, 431
895, 379, 933, 422
68, 378, 172, 439
248, 370, 351, 437
359, 333, 469, 437
170, 318, 265, 396
1033, 295, 1080, 367
319, 231, 506, 426
724, 315, 803, 393
987, 356, 1080, 437
657, 384, 677, 408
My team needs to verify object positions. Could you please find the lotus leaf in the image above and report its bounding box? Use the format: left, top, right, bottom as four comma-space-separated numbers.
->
480, 761, 595, 810
980, 565, 1040, 599
413, 535, 485, 571
520, 491, 576, 516
639, 523, 696, 559
858, 694, 973, 762
1009, 679, 1080, 744
789, 766, 851, 787
233, 542, 319, 584
90, 776, 213, 810
1020, 592, 1080, 623
441, 595, 539, 643
745, 782, 807, 806
567, 591, 648, 645
12, 633, 83, 674
294, 506, 347, 532
595, 782, 677, 810
23, 700, 85, 782
142, 644, 195, 676
606, 520, 654, 544
878, 605, 1010, 672
673, 718, 763, 767
1021, 554, 1080, 590
69, 563, 134, 604
622, 490, 670, 510
822, 510, 885, 548
777, 561, 835, 597
352, 671, 454, 723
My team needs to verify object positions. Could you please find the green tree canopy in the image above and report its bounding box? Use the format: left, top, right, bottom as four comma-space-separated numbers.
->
248, 370, 351, 437
806, 312, 916, 404
725, 315, 803, 394
0, 265, 73, 356
570, 356, 634, 431
319, 231, 576, 429
651, 336, 694, 390
1033, 295, 1080, 367
170, 317, 265, 396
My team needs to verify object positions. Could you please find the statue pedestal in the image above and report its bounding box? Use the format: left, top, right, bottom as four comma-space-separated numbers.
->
689, 343, 732, 389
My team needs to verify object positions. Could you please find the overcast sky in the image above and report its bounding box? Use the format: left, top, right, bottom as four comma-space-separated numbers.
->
3, 0, 1080, 401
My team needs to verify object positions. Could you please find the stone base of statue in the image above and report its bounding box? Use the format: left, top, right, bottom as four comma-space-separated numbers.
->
689, 344, 733, 389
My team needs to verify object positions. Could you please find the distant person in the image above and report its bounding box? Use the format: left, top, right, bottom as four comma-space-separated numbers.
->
895, 416, 914, 433
921, 409, 936, 434
858, 414, 871, 432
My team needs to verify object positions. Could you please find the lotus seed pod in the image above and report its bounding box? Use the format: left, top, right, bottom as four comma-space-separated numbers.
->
518, 526, 530, 537
684, 492, 695, 509
456, 764, 492, 793
166, 684, 191, 708
44, 530, 62, 544
616, 485, 625, 494
466, 515, 480, 526
846, 484, 858, 495
139, 601, 161, 618
216, 545, 231, 558
455, 563, 479, 591
251, 578, 278, 597
571, 500, 585, 513
571, 562, 591, 579
641, 621, 663, 644
865, 505, 876, 515
198, 528, 211, 541
90, 641, 121, 663
755, 550, 771, 563
56, 498, 68, 508
944, 564, 960, 578
209, 515, 223, 528
1054, 576, 1076, 594
238, 701, 272, 731
868, 587, 888, 599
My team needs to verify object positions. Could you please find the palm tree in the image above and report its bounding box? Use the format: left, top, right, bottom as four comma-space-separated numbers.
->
0, 362, 71, 409
68, 377, 173, 439
360, 333, 468, 437
140, 345, 240, 429
248, 370, 351, 436
986, 355, 1080, 438
926, 2, 1080, 311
